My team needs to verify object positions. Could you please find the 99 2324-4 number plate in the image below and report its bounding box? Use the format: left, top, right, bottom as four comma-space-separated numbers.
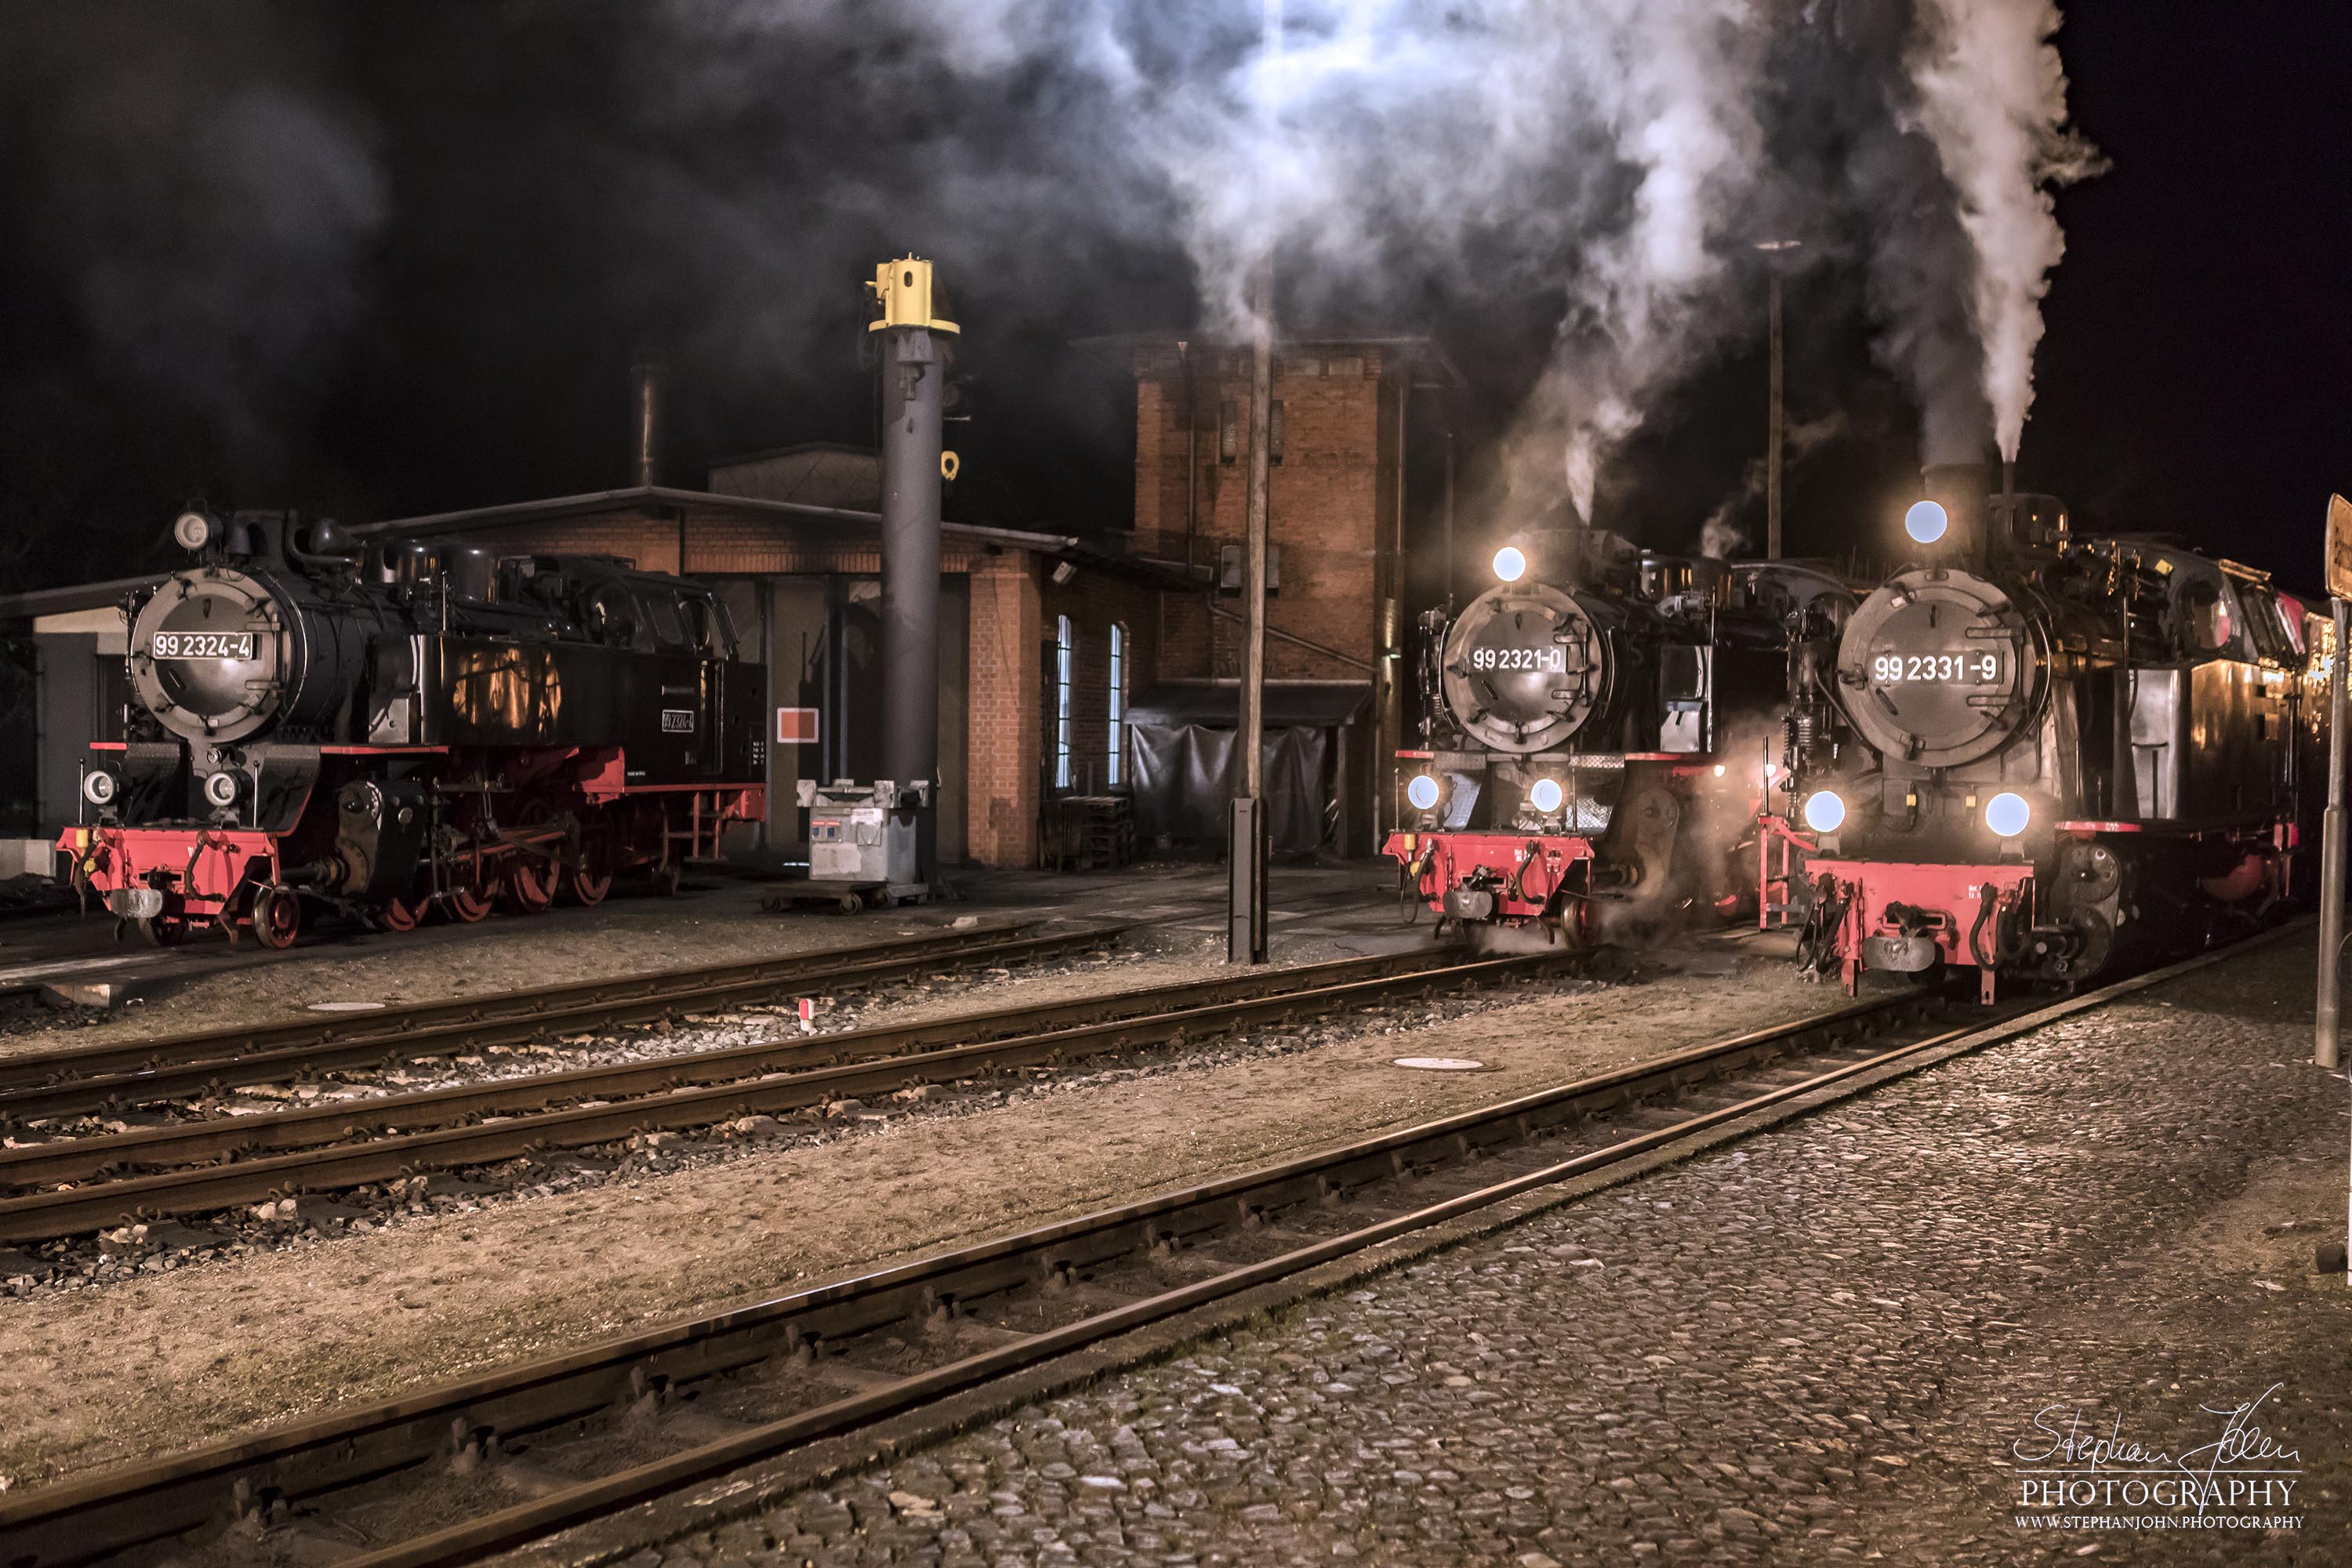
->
151, 631, 255, 659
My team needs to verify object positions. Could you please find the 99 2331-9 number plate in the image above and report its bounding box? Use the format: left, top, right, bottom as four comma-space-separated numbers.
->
151, 631, 255, 659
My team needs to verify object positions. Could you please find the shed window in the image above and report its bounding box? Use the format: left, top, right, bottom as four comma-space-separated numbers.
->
1108, 623, 1127, 786
1054, 615, 1074, 790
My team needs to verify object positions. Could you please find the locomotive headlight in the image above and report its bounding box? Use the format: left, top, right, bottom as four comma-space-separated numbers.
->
81, 771, 118, 807
1904, 500, 1950, 545
202, 771, 241, 808
172, 510, 223, 552
1801, 789, 1847, 834
1492, 546, 1527, 583
1984, 791, 2031, 838
1406, 774, 1442, 812
1526, 777, 1564, 815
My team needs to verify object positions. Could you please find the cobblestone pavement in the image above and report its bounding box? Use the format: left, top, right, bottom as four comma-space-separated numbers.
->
640, 935, 2352, 1566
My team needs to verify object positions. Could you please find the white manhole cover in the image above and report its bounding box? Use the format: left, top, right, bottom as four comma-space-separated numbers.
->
307, 1002, 387, 1013
1392, 1057, 1485, 1071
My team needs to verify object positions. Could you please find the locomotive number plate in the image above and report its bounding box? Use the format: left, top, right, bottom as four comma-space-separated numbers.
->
660, 708, 696, 733
1469, 645, 1566, 673
151, 632, 254, 659
1869, 652, 1999, 684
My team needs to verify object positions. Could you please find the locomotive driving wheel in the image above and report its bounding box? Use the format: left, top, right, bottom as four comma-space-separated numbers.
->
378, 895, 425, 933
569, 847, 613, 906
252, 887, 302, 950
446, 879, 494, 923
136, 914, 185, 948
503, 801, 561, 915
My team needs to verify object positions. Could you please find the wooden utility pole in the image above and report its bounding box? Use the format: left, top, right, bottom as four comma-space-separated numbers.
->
1767, 270, 1784, 560
1229, 0, 1279, 965
1755, 239, 1801, 560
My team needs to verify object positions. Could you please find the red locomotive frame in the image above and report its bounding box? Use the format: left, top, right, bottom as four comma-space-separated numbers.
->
62, 741, 762, 948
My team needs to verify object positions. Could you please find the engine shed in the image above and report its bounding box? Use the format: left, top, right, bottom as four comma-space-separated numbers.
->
2, 335, 1459, 880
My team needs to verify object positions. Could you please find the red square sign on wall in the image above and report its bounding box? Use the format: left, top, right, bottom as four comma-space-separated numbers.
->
775, 707, 820, 745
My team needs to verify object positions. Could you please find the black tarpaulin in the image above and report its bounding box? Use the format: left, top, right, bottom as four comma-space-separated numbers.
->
1127, 681, 1370, 729
1127, 724, 1330, 852
1123, 681, 1364, 855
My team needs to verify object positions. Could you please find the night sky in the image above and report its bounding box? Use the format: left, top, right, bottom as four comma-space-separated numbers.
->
0, 2, 2343, 597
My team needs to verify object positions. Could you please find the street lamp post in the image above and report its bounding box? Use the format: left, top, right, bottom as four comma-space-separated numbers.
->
1754, 240, 1802, 561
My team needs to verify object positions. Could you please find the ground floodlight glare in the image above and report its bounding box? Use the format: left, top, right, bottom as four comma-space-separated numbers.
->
1493, 546, 1527, 583
1528, 777, 1564, 814
1904, 500, 1949, 545
1985, 791, 2031, 838
1802, 789, 1847, 834
1407, 774, 1442, 811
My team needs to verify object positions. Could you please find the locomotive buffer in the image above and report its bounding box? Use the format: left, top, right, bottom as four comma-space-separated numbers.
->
794, 256, 957, 912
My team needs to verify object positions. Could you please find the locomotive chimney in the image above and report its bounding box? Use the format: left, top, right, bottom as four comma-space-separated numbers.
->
1920, 459, 1994, 561
628, 360, 667, 489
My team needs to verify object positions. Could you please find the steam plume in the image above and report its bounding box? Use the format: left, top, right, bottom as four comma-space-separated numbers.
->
1904, 0, 2101, 460
1696, 410, 1847, 558
688, 0, 1775, 531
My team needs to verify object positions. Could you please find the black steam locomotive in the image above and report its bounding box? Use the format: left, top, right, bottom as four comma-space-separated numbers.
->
1777, 467, 2326, 998
1387, 528, 1854, 946
60, 509, 767, 947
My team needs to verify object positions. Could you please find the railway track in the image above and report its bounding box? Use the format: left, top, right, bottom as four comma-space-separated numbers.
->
2, 927, 2285, 1568
0, 920, 1113, 1123
0, 944, 1556, 1243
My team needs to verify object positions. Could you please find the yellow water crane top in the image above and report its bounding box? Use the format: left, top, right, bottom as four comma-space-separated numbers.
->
867, 256, 959, 335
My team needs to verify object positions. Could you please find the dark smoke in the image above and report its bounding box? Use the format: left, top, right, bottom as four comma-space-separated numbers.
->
0, 1, 2107, 593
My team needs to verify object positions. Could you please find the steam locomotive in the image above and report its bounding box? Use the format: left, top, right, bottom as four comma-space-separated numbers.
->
1387, 528, 1854, 946
1776, 467, 2326, 999
59, 509, 766, 948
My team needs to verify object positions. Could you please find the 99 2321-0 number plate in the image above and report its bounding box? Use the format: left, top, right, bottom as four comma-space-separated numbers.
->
151, 631, 255, 659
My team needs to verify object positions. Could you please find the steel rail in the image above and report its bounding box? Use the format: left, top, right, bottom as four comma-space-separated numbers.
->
0, 945, 1484, 1194
0, 983, 1933, 1567
0, 949, 1564, 1243
0, 923, 1119, 1123
0, 920, 1060, 1092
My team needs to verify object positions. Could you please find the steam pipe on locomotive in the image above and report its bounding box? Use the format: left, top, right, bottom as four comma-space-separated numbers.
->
60, 508, 768, 949
1385, 526, 1855, 949
1779, 464, 2325, 1000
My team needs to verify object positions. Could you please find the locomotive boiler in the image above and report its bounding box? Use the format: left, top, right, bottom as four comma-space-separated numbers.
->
1387, 527, 1853, 946
60, 509, 766, 947
1777, 466, 2326, 998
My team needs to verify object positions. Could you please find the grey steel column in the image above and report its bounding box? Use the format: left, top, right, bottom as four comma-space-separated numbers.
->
879, 324, 946, 798
2317, 597, 2347, 1069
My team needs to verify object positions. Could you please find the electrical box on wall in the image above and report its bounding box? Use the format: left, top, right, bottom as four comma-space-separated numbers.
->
1218, 544, 1281, 596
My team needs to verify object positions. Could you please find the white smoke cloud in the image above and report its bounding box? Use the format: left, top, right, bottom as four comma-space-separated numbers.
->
1904, 0, 2102, 461
1696, 410, 1848, 557
659, 0, 1775, 527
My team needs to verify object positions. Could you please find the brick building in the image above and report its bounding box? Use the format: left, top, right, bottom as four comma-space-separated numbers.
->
2, 336, 1457, 876
1097, 334, 1461, 856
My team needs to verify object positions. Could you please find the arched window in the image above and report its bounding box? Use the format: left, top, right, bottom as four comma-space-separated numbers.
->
1108, 623, 1127, 786
1054, 615, 1074, 789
